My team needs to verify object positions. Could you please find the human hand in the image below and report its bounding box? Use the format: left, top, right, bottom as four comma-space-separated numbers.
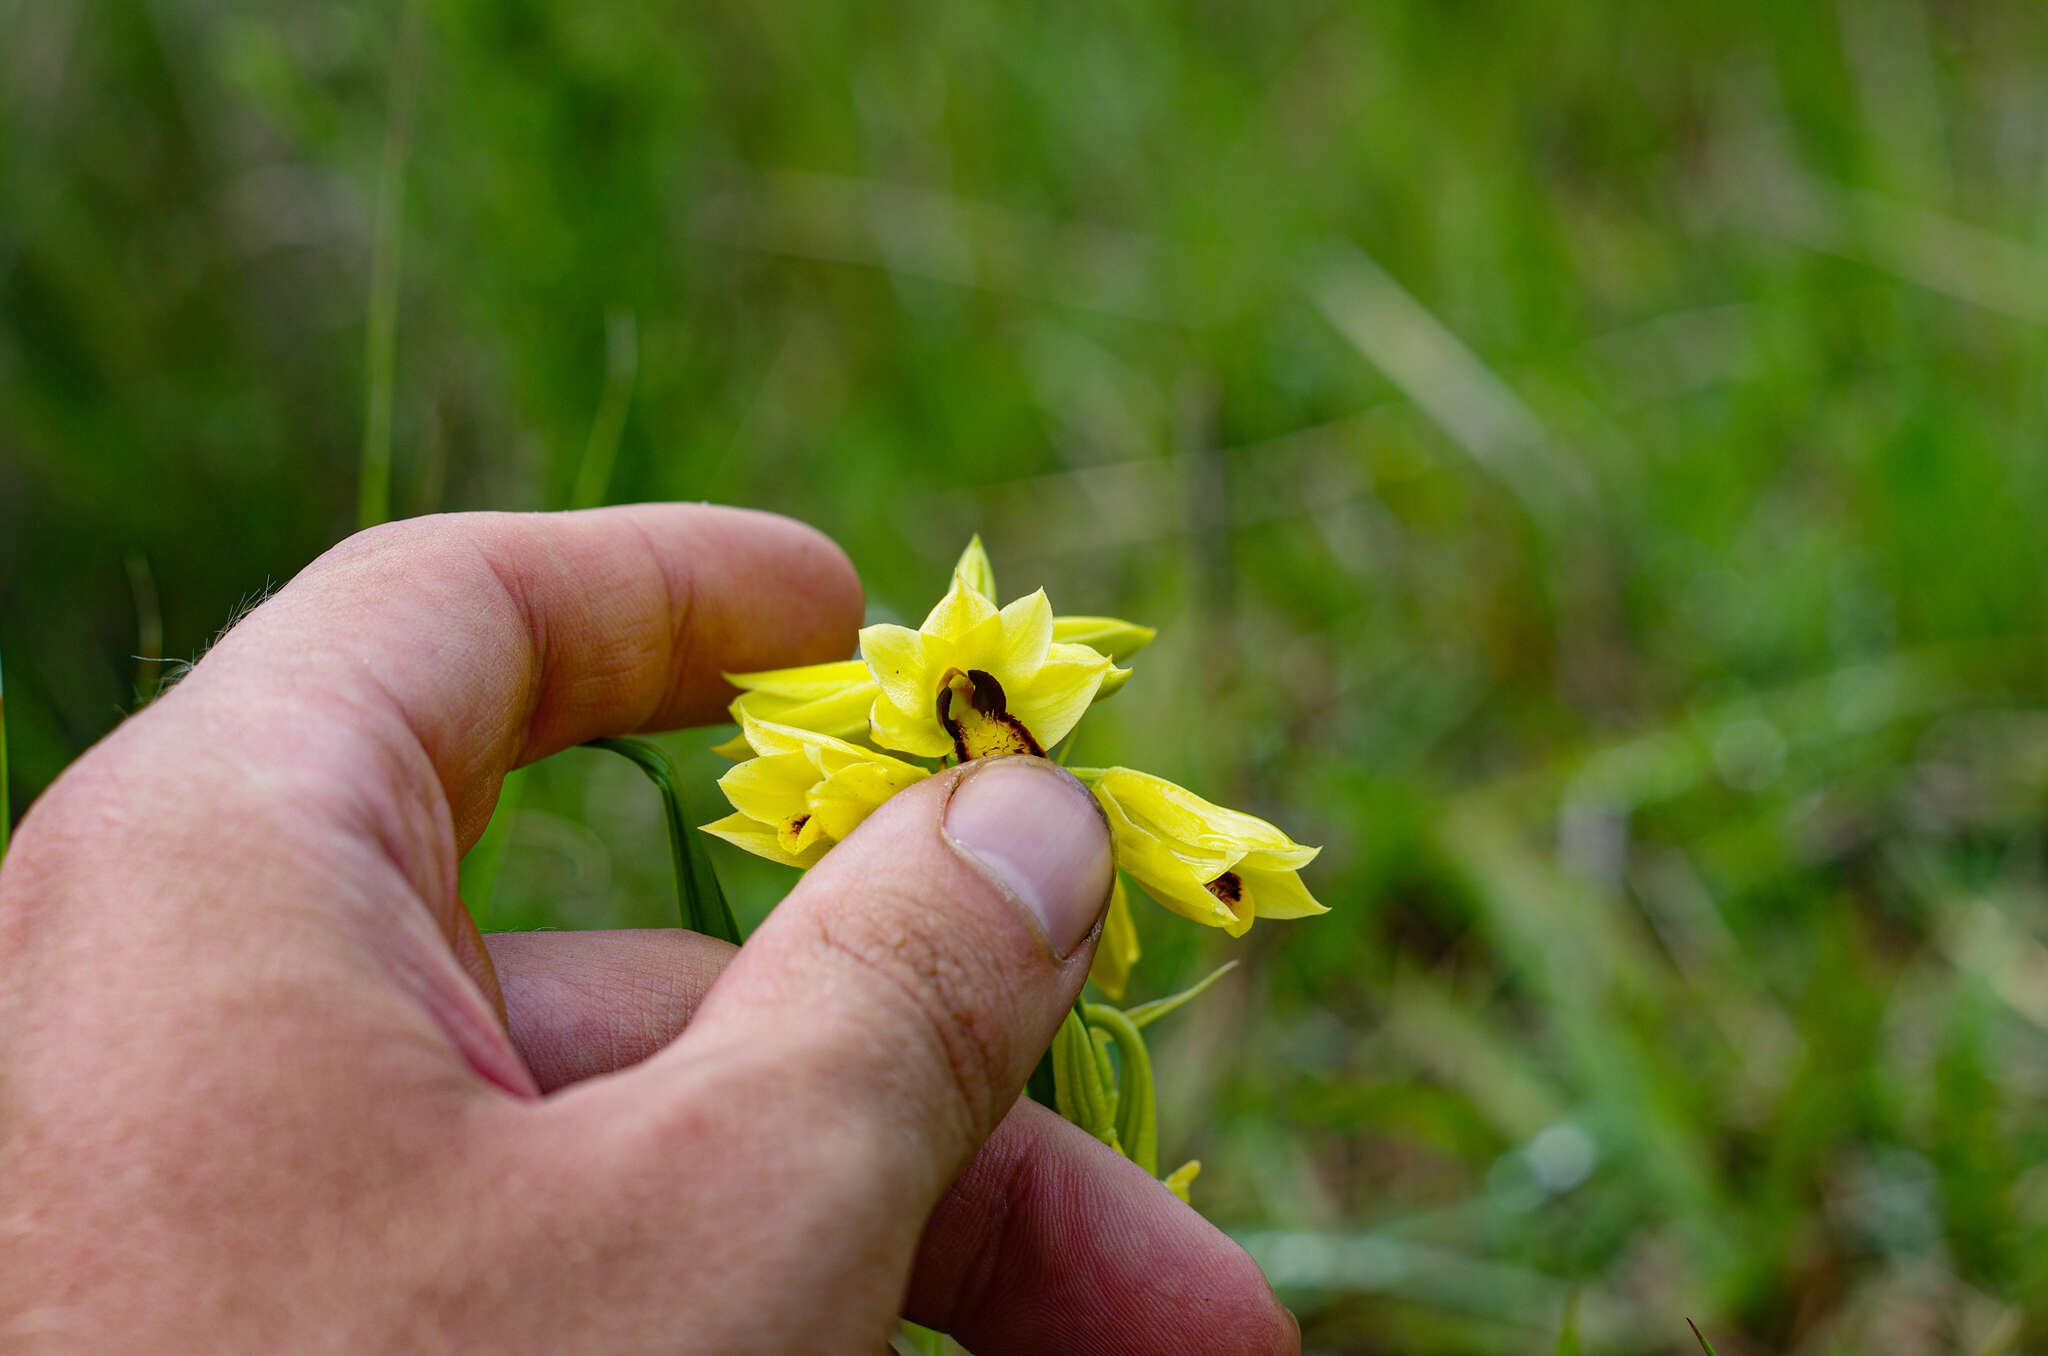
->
0, 506, 1296, 1354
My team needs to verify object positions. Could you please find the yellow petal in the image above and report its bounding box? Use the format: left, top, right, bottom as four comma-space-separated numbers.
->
858, 623, 931, 714
1239, 862, 1328, 920
729, 713, 806, 759
700, 812, 826, 869
1088, 875, 1141, 1000
954, 535, 998, 601
920, 570, 1000, 644
729, 682, 877, 742
868, 693, 954, 758
807, 758, 928, 841
724, 658, 872, 700
1094, 767, 1300, 857
780, 808, 830, 856
1052, 615, 1156, 662
738, 713, 925, 779
1161, 1160, 1201, 1203
993, 588, 1055, 678
1093, 662, 1134, 702
716, 752, 815, 825
1097, 792, 1239, 929
1094, 781, 1239, 879
1009, 645, 1110, 751
1238, 839, 1322, 873
709, 730, 754, 761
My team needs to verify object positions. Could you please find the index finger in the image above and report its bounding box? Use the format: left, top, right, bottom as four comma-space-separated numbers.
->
184, 505, 860, 846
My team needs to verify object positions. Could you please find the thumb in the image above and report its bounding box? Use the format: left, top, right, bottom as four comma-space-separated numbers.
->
524, 757, 1113, 1348
682, 755, 1113, 1193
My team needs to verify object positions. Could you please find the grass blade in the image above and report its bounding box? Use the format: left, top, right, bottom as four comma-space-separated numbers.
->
1688, 1318, 1718, 1355
1552, 1292, 1580, 1355
357, 0, 425, 530
568, 308, 638, 509
585, 737, 740, 943
125, 551, 163, 706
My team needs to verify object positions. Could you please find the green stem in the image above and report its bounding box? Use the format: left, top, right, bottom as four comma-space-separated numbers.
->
584, 738, 740, 944
1083, 1002, 1158, 1175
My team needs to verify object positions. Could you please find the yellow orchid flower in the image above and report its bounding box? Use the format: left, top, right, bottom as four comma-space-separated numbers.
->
1071, 766, 1325, 938
861, 573, 1118, 759
714, 540, 1152, 757
701, 714, 928, 868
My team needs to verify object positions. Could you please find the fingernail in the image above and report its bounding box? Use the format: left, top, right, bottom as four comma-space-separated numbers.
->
943, 757, 1114, 958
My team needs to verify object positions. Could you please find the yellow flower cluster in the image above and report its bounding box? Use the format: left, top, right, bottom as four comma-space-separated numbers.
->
703, 539, 1325, 999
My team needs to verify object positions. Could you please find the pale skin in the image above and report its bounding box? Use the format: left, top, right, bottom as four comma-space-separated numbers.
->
0, 506, 1297, 1354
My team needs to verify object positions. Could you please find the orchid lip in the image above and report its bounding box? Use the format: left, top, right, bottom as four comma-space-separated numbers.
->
935, 666, 1046, 761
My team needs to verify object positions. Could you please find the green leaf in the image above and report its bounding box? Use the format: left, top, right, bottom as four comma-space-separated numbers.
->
584, 738, 741, 944
1687, 1319, 1718, 1356
1124, 960, 1240, 1030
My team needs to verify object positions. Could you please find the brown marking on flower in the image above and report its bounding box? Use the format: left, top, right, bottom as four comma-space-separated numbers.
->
777, 813, 812, 853
935, 666, 1045, 761
1205, 872, 1243, 905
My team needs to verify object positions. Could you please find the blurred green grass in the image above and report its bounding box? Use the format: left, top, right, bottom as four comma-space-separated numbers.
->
7, 1, 2048, 1350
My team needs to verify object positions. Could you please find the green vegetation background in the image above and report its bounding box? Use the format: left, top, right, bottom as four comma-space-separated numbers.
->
5, 1, 2048, 1350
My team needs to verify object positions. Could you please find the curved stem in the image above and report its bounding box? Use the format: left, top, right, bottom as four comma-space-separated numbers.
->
1083, 1002, 1158, 1175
